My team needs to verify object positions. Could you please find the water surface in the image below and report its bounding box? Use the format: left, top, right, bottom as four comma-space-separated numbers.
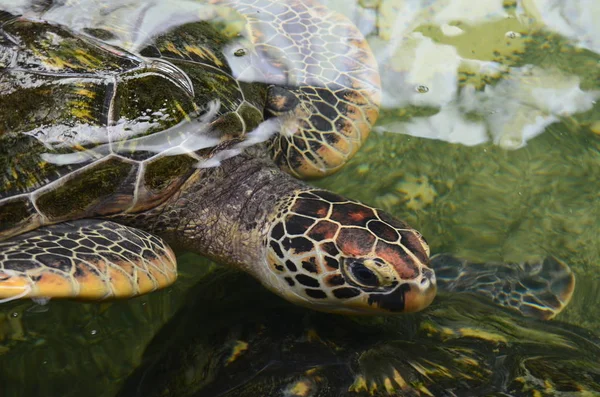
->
0, 0, 599, 396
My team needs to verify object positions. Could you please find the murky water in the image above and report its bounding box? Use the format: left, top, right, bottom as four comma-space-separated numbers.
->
1, 0, 599, 396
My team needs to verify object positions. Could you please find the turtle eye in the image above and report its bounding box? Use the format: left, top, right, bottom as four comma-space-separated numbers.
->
348, 260, 380, 287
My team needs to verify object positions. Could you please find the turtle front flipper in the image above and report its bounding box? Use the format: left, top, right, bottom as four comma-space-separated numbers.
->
217, 0, 381, 179
0, 220, 177, 302
430, 254, 575, 320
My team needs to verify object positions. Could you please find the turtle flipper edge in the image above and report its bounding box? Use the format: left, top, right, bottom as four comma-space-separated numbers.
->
0, 220, 177, 302
430, 254, 575, 320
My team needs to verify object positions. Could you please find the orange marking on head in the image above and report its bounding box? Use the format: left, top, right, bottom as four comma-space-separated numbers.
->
301, 256, 321, 274
338, 241, 363, 256
336, 228, 375, 256
325, 274, 344, 287
375, 241, 418, 279
368, 221, 399, 242
308, 220, 339, 240
291, 197, 330, 218
323, 261, 339, 272
331, 203, 376, 226
348, 211, 367, 223
316, 206, 328, 217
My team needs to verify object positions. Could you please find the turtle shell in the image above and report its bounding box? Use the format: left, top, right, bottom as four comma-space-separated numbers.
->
0, 11, 267, 238
119, 267, 600, 397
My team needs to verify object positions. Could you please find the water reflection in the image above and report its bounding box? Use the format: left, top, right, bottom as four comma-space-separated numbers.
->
120, 267, 600, 396
0, 1, 598, 396
12, 0, 597, 150
318, 0, 599, 332
323, 0, 600, 149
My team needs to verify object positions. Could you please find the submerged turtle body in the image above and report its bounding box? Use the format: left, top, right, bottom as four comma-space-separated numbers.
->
0, 1, 574, 319
119, 267, 597, 397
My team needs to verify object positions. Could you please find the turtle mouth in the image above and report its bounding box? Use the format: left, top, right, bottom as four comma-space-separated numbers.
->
366, 271, 437, 313
335, 257, 438, 314
277, 277, 437, 315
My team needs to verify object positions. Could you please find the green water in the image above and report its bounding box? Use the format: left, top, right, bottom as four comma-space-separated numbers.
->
1, 0, 600, 396
318, 0, 600, 332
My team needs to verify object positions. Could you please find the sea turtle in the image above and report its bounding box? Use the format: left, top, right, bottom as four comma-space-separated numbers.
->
0, 0, 574, 319
118, 266, 600, 397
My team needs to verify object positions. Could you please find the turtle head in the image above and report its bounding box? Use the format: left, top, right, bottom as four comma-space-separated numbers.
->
263, 189, 436, 315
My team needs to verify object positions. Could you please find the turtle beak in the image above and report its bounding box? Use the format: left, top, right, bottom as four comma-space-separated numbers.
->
403, 267, 437, 313
365, 267, 437, 314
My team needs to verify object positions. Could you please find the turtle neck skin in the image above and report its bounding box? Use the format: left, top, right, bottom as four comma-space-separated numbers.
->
143, 146, 306, 277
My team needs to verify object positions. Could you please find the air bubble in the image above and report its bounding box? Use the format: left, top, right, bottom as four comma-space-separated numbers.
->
32, 297, 50, 305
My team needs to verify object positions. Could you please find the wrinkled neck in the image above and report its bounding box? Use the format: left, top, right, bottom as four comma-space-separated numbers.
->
155, 147, 304, 274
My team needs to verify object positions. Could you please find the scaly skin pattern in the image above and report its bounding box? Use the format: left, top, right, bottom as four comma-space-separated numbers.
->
0, 221, 176, 300
0, 2, 575, 319
212, 0, 381, 178
120, 148, 435, 314
0, 1, 434, 314
264, 189, 435, 314
430, 254, 575, 320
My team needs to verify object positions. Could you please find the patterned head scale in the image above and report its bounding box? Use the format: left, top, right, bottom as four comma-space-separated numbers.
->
263, 190, 436, 314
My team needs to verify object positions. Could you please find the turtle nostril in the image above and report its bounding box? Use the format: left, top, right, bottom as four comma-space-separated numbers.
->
421, 268, 435, 285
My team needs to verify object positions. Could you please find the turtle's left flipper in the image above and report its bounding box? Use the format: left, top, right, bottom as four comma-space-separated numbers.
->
430, 254, 575, 320
0, 220, 177, 302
